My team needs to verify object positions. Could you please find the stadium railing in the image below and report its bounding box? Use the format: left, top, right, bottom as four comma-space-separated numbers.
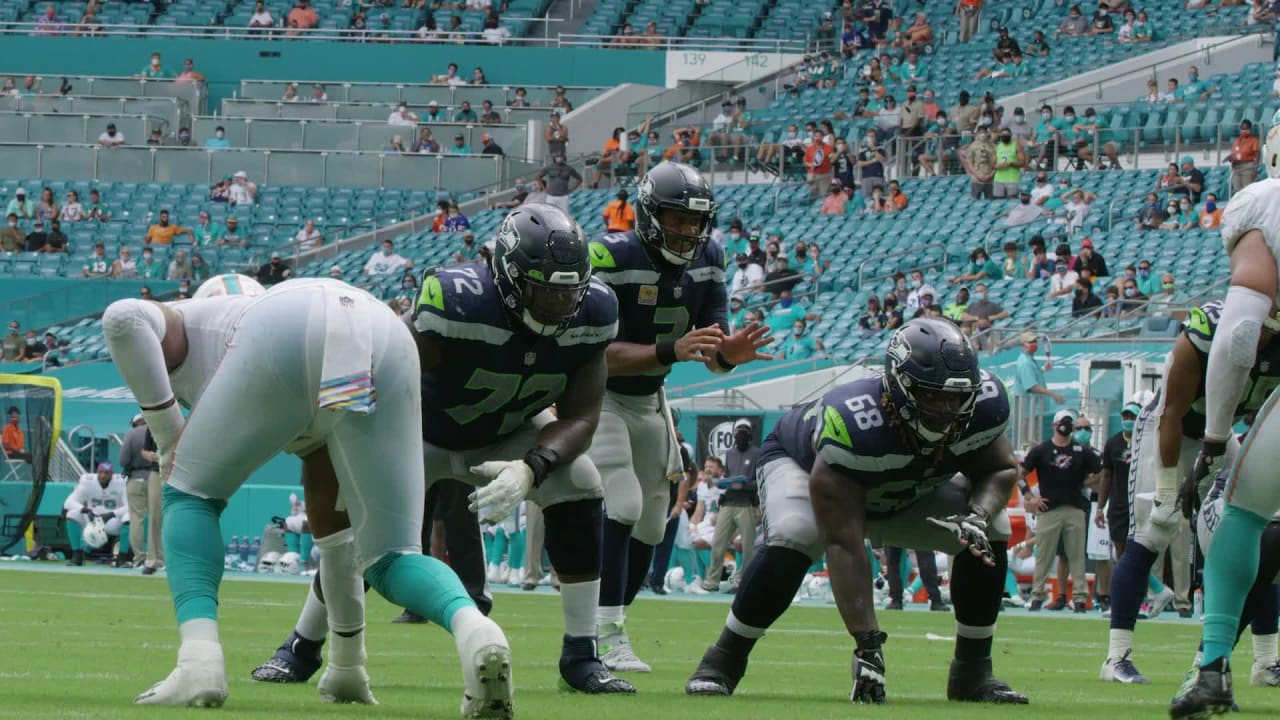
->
236, 80, 609, 109
188, 115, 529, 158
0, 75, 204, 114
0, 95, 186, 130
0, 112, 168, 146
220, 98, 571, 130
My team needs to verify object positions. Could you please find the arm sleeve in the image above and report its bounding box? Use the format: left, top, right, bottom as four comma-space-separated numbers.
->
1204, 285, 1272, 440
101, 299, 184, 450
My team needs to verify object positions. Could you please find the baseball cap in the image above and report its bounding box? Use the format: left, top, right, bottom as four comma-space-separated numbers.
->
234, 170, 247, 178
428, 100, 439, 107
1121, 402, 1141, 417
1080, 238, 1093, 248
132, 413, 144, 425
1053, 409, 1076, 425
1020, 331, 1037, 344
1180, 155, 1195, 166
97, 461, 114, 472
733, 418, 752, 430
15, 188, 25, 196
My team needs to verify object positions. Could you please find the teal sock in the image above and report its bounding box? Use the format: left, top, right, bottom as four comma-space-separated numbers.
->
675, 547, 696, 579
68, 521, 82, 551
1148, 574, 1166, 594
492, 529, 509, 563
1202, 504, 1269, 666
162, 485, 227, 625
364, 552, 476, 631
118, 527, 130, 555
1005, 568, 1021, 597
300, 533, 313, 564
508, 530, 525, 571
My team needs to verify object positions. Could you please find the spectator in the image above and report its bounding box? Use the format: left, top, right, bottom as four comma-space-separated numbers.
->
1071, 237, 1108, 277
819, 182, 849, 215
421, 101, 445, 123
384, 135, 407, 154
190, 211, 216, 246
917, 111, 960, 177
707, 102, 735, 162
999, 241, 1031, 279
98, 122, 125, 147
591, 127, 626, 188
108, 246, 136, 278
1199, 193, 1223, 229
744, 232, 767, 267
249, 1, 274, 27
550, 85, 574, 114
951, 247, 1004, 284
452, 232, 481, 264
961, 282, 1009, 346
140, 52, 168, 78
1090, 5, 1114, 33
20, 329, 45, 362
1028, 106, 1065, 170
63, 462, 130, 567
1020, 409, 1099, 611
136, 247, 163, 280
882, 294, 904, 328
1001, 189, 1048, 227
229, 171, 257, 205
1071, 277, 1103, 318
764, 290, 814, 336
480, 15, 511, 44
1177, 65, 1216, 102
1014, 330, 1064, 402
991, 25, 1019, 61
942, 287, 969, 322
1230, 119, 1260, 193
1060, 188, 1097, 232
905, 270, 936, 312
1131, 10, 1154, 41
545, 111, 569, 158
779, 319, 822, 360
293, 219, 323, 251
2, 322, 22, 361
1159, 77, 1180, 104
1120, 276, 1147, 313
493, 179, 529, 210
831, 138, 855, 188
1173, 197, 1201, 230
409, 127, 438, 155
1171, 155, 1205, 204
1056, 4, 1090, 37
59, 190, 83, 222
215, 216, 245, 247
441, 203, 470, 232
328, 265, 343, 279
874, 95, 902, 144
364, 239, 409, 275
205, 126, 231, 150
1135, 259, 1162, 296
175, 58, 205, 84
22, 220, 48, 252
189, 253, 209, 285
885, 180, 909, 212
146, 129, 164, 146
1048, 259, 1079, 299
859, 296, 888, 331
1027, 29, 1051, 56
728, 253, 764, 298
143, 210, 192, 246
956, 0, 983, 43
479, 133, 503, 156
6, 188, 33, 222
256, 254, 293, 285
902, 12, 932, 47
959, 127, 996, 199
1027, 239, 1054, 279
1147, 272, 1183, 315
37, 218, 67, 253
453, 100, 478, 124
0, 213, 24, 251
287, 0, 318, 31
764, 257, 803, 297
602, 190, 636, 233
388, 103, 418, 126
164, 249, 190, 280
535, 154, 581, 215
856, 131, 888, 198
140, 286, 153, 300
992, 128, 1026, 198
281, 83, 298, 102
1135, 192, 1167, 230
900, 84, 926, 138
35, 187, 58, 223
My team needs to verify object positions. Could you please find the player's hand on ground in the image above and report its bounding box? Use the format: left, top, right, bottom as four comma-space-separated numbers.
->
674, 326, 724, 365
468, 460, 535, 524
718, 322, 774, 365
850, 631, 887, 704
926, 507, 994, 566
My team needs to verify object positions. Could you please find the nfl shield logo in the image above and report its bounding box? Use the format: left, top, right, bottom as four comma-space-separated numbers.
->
339, 296, 354, 308
524, 352, 537, 366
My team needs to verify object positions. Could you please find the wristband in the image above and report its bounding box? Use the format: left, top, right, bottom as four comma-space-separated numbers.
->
1155, 465, 1180, 496
655, 339, 678, 366
523, 446, 560, 489
142, 402, 185, 453
1202, 438, 1228, 458
715, 351, 736, 371
854, 630, 887, 650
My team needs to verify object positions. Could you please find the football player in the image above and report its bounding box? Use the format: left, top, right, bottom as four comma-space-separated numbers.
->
587, 162, 772, 672
1102, 299, 1280, 685
685, 318, 1028, 705
254, 204, 634, 694
1171, 118, 1280, 718
102, 273, 513, 716
63, 461, 129, 566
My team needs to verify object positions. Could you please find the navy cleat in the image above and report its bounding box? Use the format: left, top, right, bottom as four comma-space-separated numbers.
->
1100, 650, 1151, 684
685, 644, 748, 696
558, 636, 636, 694
947, 658, 1029, 704
251, 631, 324, 683
1170, 659, 1234, 719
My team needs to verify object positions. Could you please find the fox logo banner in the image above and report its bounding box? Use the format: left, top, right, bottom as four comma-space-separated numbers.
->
695, 414, 763, 465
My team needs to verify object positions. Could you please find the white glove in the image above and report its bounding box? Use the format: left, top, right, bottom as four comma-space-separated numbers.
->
468, 460, 535, 524
926, 508, 993, 563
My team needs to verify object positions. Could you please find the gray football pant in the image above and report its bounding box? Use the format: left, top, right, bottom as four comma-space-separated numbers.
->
588, 390, 678, 545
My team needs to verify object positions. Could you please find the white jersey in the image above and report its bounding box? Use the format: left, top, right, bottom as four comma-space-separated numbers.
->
64, 473, 130, 521
1222, 178, 1280, 303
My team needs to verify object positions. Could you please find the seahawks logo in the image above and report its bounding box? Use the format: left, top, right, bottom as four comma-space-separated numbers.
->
638, 174, 654, 204
497, 214, 520, 251
886, 332, 910, 366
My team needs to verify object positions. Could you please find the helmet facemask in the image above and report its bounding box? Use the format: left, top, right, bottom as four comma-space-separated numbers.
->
888, 372, 978, 447
512, 272, 589, 336
651, 205, 714, 265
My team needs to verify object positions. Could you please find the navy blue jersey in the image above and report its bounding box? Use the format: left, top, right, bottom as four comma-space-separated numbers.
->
589, 231, 729, 396
760, 371, 1010, 519
413, 263, 618, 450
1178, 300, 1280, 439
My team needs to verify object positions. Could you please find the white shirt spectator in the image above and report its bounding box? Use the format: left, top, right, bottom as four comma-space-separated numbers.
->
481, 24, 511, 44
906, 283, 936, 311
388, 107, 418, 126
294, 223, 323, 251
728, 263, 764, 297
876, 106, 902, 132
712, 110, 733, 133
229, 175, 256, 205
250, 9, 274, 25
1030, 181, 1054, 207
364, 247, 409, 275
1050, 269, 1079, 296
98, 130, 125, 147
466, 0, 491, 9
1062, 198, 1091, 231
60, 201, 84, 222
447, 75, 468, 86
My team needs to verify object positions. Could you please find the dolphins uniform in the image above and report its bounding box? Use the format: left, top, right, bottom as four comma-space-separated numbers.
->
758, 371, 1012, 561
587, 231, 728, 545
64, 471, 130, 538
414, 263, 617, 505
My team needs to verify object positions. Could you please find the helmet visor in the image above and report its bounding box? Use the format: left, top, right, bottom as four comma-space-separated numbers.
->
523, 278, 587, 328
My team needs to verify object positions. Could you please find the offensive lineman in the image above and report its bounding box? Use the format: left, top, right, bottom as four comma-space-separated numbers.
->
1171, 118, 1280, 717
588, 162, 772, 672
102, 273, 513, 717
254, 204, 634, 693
685, 319, 1028, 705
1102, 299, 1280, 685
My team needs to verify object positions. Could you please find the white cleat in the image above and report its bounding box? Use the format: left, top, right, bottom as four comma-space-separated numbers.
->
456, 616, 513, 719
1251, 661, 1280, 687
134, 640, 229, 707
599, 623, 652, 673
1141, 588, 1175, 619
318, 665, 378, 704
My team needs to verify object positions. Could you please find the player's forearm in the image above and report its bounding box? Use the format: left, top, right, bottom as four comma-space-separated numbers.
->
1156, 407, 1184, 471
532, 416, 596, 465
826, 540, 878, 636
606, 341, 671, 376
1204, 286, 1271, 440
968, 468, 1017, 519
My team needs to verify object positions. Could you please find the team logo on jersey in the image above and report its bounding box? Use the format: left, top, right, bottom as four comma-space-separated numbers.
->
638, 285, 658, 305
339, 296, 354, 308
673, 286, 683, 300
524, 352, 536, 366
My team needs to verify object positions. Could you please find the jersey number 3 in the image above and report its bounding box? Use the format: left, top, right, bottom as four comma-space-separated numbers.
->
445, 369, 567, 435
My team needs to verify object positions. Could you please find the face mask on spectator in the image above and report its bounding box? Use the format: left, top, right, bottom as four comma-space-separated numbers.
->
910, 278, 921, 289
1064, 113, 1075, 122
792, 326, 804, 337
1072, 428, 1092, 445
1121, 419, 1135, 433
1162, 281, 1175, 291
977, 291, 988, 301
779, 297, 793, 308
216, 130, 225, 139
1206, 200, 1217, 212
1124, 286, 1137, 298
1055, 264, 1067, 275
382, 247, 392, 256
1139, 267, 1151, 277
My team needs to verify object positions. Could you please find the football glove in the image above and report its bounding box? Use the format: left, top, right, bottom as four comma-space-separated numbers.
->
850, 630, 888, 705
1180, 439, 1227, 521
468, 460, 535, 524
926, 505, 993, 563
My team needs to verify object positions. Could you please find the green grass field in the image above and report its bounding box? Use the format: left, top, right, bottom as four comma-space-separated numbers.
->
1, 564, 1276, 719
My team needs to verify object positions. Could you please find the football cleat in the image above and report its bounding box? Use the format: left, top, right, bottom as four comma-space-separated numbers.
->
456, 615, 514, 719
558, 636, 636, 694
1250, 660, 1280, 687
946, 658, 1029, 704
1143, 588, 1176, 619
600, 623, 652, 673
318, 664, 378, 704
686, 644, 749, 696
1170, 660, 1234, 719
393, 609, 429, 624
251, 631, 324, 683
135, 640, 229, 707
1101, 650, 1151, 684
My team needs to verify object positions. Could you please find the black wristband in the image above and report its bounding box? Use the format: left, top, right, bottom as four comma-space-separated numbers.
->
715, 351, 736, 371
1202, 438, 1228, 458
854, 630, 887, 650
655, 339, 678, 366
523, 446, 560, 489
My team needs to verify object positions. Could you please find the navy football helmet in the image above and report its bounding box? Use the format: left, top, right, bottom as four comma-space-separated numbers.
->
491, 203, 591, 336
883, 318, 980, 446
634, 162, 717, 266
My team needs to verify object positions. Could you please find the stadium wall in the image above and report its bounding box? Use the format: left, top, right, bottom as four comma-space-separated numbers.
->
0, 37, 668, 107
0, 279, 180, 332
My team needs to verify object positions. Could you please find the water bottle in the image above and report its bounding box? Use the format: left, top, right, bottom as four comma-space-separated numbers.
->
248, 536, 261, 569
238, 535, 249, 563
1193, 589, 1204, 618
225, 536, 239, 569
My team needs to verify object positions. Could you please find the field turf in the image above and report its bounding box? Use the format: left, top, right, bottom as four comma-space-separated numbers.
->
1, 563, 1277, 719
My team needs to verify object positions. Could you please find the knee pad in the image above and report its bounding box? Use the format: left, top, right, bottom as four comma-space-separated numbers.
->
542, 499, 602, 577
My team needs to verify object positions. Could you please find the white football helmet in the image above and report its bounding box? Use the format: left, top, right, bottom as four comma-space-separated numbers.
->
81, 517, 109, 550
257, 550, 281, 574
1265, 107, 1280, 179
276, 551, 302, 575
664, 566, 685, 593
193, 273, 265, 299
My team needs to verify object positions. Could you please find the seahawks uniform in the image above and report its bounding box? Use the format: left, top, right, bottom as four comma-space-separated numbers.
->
413, 263, 617, 507
587, 231, 729, 545
758, 371, 1012, 561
